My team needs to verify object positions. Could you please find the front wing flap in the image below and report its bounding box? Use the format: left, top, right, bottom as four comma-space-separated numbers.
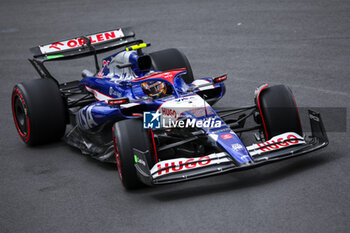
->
134, 110, 328, 185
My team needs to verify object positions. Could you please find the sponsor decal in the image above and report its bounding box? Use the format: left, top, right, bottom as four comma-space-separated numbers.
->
14, 88, 26, 106
103, 60, 110, 66
240, 155, 250, 160
247, 132, 305, 156
40, 29, 124, 54
109, 87, 120, 97
209, 128, 231, 134
188, 107, 215, 118
134, 155, 146, 166
221, 133, 233, 140
120, 103, 140, 108
174, 96, 195, 103
150, 152, 230, 178
231, 143, 243, 151
77, 105, 98, 130
309, 114, 320, 122
163, 72, 173, 79
160, 94, 209, 112
97, 60, 111, 77
162, 108, 177, 118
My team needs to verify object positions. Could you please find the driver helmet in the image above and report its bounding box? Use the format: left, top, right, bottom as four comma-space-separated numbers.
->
141, 81, 167, 97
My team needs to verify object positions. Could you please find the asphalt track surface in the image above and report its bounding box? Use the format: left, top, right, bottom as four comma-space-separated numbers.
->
1, 0, 349, 232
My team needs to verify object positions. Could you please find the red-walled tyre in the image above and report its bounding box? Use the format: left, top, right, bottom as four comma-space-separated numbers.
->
113, 119, 154, 189
256, 84, 303, 140
11, 79, 67, 145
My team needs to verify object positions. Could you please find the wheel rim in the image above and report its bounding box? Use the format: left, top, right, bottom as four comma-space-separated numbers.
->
12, 93, 29, 138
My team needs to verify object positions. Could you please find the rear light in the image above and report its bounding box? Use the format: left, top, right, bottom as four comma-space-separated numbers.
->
213, 74, 227, 83
108, 97, 129, 106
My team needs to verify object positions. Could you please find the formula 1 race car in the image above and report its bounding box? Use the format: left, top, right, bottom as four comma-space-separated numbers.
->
11, 28, 328, 189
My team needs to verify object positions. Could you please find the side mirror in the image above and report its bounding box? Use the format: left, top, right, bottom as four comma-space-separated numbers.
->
213, 74, 227, 83
108, 97, 130, 106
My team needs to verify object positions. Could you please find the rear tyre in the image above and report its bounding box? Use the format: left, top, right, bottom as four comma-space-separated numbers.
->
256, 85, 302, 140
113, 119, 153, 189
149, 48, 194, 84
11, 79, 67, 145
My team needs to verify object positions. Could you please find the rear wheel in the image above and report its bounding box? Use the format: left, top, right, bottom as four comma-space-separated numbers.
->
113, 119, 154, 189
149, 48, 194, 84
11, 79, 67, 145
256, 84, 302, 140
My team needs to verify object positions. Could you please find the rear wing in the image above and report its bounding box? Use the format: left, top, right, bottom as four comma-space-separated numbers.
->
28, 27, 143, 84
30, 27, 140, 62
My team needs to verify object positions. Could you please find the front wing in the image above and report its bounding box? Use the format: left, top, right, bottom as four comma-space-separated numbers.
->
134, 110, 328, 185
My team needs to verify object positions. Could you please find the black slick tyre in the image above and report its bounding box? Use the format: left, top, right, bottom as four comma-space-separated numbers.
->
113, 119, 154, 189
11, 78, 67, 145
149, 48, 194, 84
256, 84, 302, 140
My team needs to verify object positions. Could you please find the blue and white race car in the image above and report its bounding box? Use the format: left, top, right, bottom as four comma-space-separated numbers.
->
11, 28, 328, 189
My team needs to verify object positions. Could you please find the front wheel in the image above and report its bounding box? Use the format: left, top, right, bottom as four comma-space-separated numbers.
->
113, 119, 154, 189
256, 84, 302, 140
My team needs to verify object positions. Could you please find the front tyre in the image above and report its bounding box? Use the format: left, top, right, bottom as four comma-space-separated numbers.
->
11, 79, 67, 145
113, 119, 154, 189
256, 84, 303, 140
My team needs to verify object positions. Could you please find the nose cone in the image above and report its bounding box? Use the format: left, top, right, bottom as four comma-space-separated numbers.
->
211, 131, 252, 164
